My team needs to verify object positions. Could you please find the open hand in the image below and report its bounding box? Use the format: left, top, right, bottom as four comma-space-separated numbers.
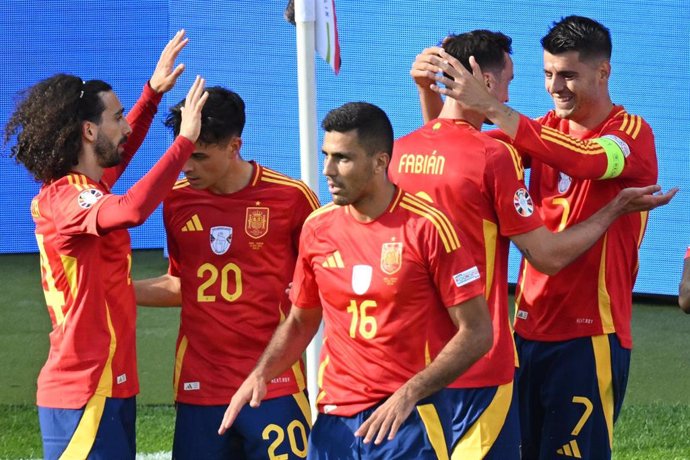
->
149, 29, 189, 93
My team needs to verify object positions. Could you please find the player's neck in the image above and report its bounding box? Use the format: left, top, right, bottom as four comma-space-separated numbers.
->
566, 101, 614, 137
438, 100, 483, 130
208, 159, 254, 195
349, 181, 396, 223
72, 147, 104, 183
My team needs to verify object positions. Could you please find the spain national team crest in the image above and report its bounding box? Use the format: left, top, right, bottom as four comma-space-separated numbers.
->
513, 188, 534, 217
210, 226, 233, 255
380, 242, 403, 275
558, 172, 572, 194
245, 207, 269, 239
77, 188, 103, 209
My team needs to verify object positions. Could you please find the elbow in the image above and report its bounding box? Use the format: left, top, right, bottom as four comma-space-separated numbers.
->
528, 257, 563, 276
475, 319, 494, 358
679, 290, 690, 314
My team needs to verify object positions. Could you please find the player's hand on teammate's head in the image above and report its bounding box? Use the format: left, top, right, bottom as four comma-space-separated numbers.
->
178, 75, 209, 143
410, 46, 445, 90
149, 29, 189, 94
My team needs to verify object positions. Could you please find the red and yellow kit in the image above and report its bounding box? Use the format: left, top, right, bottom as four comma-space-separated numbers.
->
164, 162, 319, 405
32, 84, 167, 408
290, 188, 483, 416
510, 107, 658, 348
391, 119, 542, 387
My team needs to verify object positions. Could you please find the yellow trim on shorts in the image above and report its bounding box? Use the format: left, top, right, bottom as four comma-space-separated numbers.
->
591, 335, 615, 448
59, 394, 106, 459
417, 403, 449, 460
173, 336, 189, 401
452, 381, 513, 459
292, 391, 313, 427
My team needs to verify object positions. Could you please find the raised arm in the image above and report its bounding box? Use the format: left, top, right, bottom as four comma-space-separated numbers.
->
218, 305, 323, 434
354, 294, 492, 445
511, 185, 677, 275
102, 30, 189, 187
410, 46, 446, 123
96, 76, 208, 232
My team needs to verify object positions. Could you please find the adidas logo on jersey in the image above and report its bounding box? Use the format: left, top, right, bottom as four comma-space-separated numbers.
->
556, 439, 582, 458
181, 214, 203, 232
322, 251, 344, 268
183, 381, 200, 391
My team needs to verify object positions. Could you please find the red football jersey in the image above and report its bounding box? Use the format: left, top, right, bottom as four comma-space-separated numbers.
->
32, 85, 163, 409
510, 107, 658, 348
391, 119, 543, 387
290, 188, 483, 416
164, 163, 319, 405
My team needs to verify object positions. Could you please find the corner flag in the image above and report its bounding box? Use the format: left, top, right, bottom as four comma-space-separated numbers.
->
285, 0, 341, 75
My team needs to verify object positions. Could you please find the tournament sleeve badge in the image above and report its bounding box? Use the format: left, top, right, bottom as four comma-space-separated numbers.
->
210, 226, 233, 255
77, 188, 104, 209
513, 188, 534, 217
245, 206, 269, 239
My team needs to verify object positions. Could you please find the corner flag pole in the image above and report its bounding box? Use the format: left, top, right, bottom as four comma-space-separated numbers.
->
294, 0, 322, 423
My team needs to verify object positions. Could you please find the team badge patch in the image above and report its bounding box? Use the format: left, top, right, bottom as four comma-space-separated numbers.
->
210, 226, 233, 255
245, 207, 269, 239
558, 172, 572, 194
380, 242, 403, 275
77, 188, 103, 209
352, 264, 373, 295
513, 188, 534, 217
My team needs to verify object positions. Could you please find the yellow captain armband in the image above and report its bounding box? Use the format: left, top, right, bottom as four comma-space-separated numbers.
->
594, 135, 629, 179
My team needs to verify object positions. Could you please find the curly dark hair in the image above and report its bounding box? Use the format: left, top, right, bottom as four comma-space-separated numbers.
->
4, 74, 112, 183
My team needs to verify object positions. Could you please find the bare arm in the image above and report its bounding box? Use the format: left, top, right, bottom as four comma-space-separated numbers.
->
511, 185, 677, 275
218, 305, 323, 434
355, 294, 492, 445
134, 274, 181, 307
679, 252, 690, 313
410, 46, 446, 123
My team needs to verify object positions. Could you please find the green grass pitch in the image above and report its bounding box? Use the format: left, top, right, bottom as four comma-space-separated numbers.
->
0, 250, 688, 458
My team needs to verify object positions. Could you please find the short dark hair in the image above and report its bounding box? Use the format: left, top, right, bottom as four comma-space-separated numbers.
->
165, 86, 246, 145
443, 30, 513, 75
4, 73, 112, 182
321, 102, 393, 156
541, 15, 612, 62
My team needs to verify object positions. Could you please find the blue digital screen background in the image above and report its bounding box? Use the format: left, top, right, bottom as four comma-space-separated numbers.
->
1, 1, 688, 296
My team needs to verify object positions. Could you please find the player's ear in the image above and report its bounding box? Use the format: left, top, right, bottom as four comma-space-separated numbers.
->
599, 60, 611, 81
374, 150, 390, 174
231, 136, 242, 156
82, 121, 96, 142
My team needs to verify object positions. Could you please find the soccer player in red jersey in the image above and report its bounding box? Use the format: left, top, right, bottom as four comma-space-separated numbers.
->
219, 102, 494, 459
392, 30, 673, 459
134, 86, 319, 459
413, 15, 676, 459
3, 31, 208, 459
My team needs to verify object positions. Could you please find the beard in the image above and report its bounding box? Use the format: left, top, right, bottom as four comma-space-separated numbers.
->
94, 132, 126, 168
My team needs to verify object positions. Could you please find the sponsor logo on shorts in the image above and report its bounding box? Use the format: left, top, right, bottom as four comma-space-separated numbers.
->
453, 266, 480, 287
77, 188, 104, 209
323, 404, 338, 414
116, 374, 127, 384
516, 310, 528, 320
183, 381, 200, 391
513, 188, 534, 217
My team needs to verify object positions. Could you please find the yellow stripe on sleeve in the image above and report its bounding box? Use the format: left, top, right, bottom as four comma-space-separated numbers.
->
400, 194, 460, 253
